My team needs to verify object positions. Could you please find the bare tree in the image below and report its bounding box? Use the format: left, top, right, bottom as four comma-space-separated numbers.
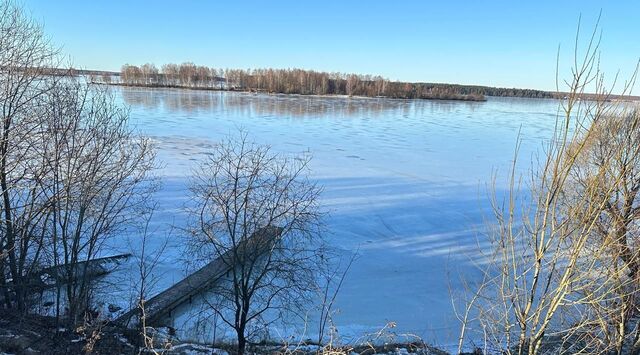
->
0, 2, 159, 331
187, 133, 323, 355
161, 64, 179, 86
41, 80, 156, 326
121, 64, 142, 85
460, 20, 640, 355
129, 206, 171, 354
0, 0, 60, 311
140, 63, 159, 85
101, 73, 111, 85
560, 106, 640, 354
317, 252, 356, 346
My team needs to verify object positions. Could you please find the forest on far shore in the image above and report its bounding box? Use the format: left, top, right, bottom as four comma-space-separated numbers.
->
87, 63, 555, 101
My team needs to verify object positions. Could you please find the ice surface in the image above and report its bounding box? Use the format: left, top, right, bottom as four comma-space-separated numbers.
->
108, 88, 561, 349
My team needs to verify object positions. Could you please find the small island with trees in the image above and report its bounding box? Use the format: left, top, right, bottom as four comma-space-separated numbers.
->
85, 63, 558, 102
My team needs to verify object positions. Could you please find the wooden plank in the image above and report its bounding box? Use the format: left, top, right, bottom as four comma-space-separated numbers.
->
16, 254, 132, 292
117, 225, 282, 327
40, 253, 132, 283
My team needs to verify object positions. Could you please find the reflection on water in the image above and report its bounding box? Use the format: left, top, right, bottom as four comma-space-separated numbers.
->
119, 86, 560, 185
121, 86, 486, 119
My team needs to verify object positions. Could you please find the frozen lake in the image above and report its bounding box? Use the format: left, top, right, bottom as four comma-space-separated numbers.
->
113, 87, 561, 349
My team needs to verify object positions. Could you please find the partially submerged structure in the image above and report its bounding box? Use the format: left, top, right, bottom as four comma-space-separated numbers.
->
38, 254, 132, 288
1, 254, 131, 306
17, 226, 282, 342
116, 225, 283, 341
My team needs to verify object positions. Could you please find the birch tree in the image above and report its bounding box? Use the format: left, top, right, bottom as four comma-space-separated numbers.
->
188, 133, 323, 355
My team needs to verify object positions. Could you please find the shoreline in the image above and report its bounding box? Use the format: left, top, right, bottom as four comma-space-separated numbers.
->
93, 82, 489, 102
103, 82, 640, 103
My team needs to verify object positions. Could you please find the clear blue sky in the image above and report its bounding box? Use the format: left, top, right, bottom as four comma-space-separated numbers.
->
23, 0, 640, 91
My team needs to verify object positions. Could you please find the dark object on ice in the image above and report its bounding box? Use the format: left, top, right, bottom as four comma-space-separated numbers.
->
0, 254, 132, 302
38, 254, 131, 286
108, 304, 122, 313
116, 226, 282, 328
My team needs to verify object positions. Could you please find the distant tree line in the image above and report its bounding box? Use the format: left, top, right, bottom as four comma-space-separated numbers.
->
116, 63, 561, 100
113, 62, 563, 101
121, 63, 222, 89
117, 63, 508, 101
438, 84, 555, 99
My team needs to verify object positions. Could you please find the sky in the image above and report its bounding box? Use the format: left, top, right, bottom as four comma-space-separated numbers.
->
22, 0, 640, 91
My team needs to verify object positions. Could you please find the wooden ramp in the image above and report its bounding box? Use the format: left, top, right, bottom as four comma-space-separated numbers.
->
19, 253, 132, 292
116, 226, 282, 327
0, 254, 132, 304
40, 254, 131, 283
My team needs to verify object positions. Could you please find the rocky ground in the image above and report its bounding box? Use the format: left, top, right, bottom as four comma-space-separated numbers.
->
0, 311, 452, 355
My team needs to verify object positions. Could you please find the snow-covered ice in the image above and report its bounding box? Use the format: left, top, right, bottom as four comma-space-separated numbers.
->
107, 88, 561, 349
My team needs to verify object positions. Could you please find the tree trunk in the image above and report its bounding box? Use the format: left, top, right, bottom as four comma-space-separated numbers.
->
236, 328, 246, 355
